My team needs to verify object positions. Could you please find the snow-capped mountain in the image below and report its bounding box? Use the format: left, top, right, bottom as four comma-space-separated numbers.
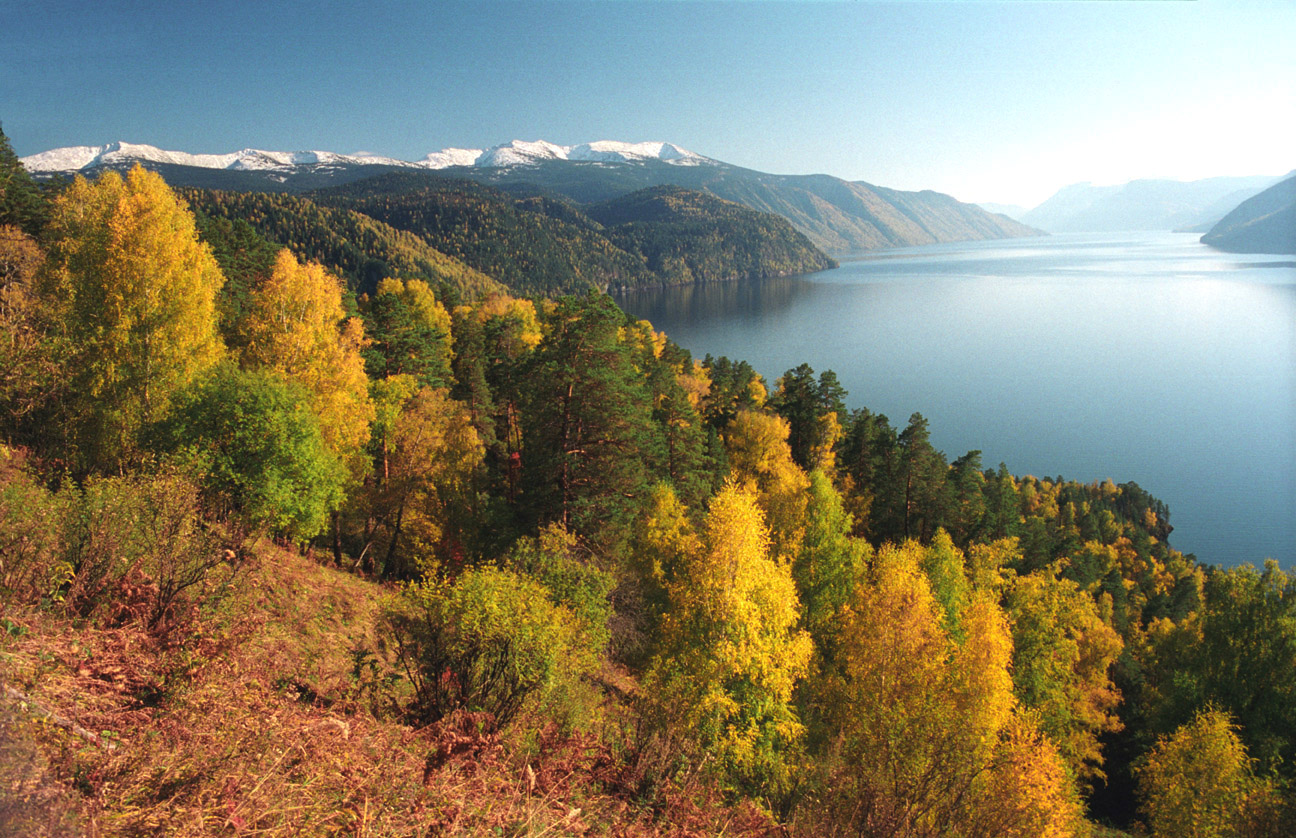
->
17, 136, 1040, 254
21, 138, 713, 173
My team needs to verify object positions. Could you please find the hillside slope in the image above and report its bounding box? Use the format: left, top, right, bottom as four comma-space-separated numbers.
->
311, 174, 834, 293
1201, 174, 1296, 254
587, 185, 836, 283
27, 147, 1041, 254
1, 544, 773, 836
179, 187, 504, 298
460, 159, 1041, 253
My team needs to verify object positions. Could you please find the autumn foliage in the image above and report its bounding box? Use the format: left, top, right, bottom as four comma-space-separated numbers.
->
2, 148, 1293, 836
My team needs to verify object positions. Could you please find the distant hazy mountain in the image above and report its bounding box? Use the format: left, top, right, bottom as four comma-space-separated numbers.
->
1022, 175, 1285, 233
443, 161, 1041, 253
976, 202, 1029, 221
1201, 174, 1296, 255
23, 138, 1040, 253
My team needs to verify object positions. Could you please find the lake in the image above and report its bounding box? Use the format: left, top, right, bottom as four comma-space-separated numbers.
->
615, 232, 1296, 569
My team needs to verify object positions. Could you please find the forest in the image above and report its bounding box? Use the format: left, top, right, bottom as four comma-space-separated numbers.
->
1, 127, 1294, 837
179, 173, 834, 299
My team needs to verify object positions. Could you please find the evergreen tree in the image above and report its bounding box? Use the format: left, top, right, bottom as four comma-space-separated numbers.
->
520, 292, 663, 549
361, 278, 453, 387
0, 124, 49, 238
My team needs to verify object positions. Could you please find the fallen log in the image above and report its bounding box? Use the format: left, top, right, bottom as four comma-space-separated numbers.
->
2, 684, 118, 751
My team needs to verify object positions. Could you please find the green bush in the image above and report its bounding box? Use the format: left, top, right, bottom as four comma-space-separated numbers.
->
507, 523, 614, 656
0, 447, 63, 605
60, 472, 226, 627
147, 363, 346, 541
388, 565, 598, 729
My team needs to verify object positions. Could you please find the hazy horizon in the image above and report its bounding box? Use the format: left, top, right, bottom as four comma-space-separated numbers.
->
4, 0, 1293, 208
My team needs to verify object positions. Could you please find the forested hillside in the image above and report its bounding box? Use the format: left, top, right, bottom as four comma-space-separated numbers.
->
587, 185, 836, 284
438, 158, 1044, 252
179, 187, 504, 299
2, 134, 1293, 837
23, 142, 1042, 255
311, 173, 834, 294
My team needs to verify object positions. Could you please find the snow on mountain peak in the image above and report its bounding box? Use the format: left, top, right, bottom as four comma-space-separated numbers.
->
474, 139, 570, 168
568, 141, 701, 164
419, 147, 483, 168
21, 138, 714, 174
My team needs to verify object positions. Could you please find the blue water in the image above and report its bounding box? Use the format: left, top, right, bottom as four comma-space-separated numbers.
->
616, 232, 1296, 568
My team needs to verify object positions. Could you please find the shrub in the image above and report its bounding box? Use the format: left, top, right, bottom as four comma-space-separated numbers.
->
59, 471, 226, 627
0, 447, 63, 604
507, 523, 614, 655
387, 565, 597, 729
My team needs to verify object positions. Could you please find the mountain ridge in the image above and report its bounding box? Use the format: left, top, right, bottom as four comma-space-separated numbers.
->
21, 138, 713, 174
1200, 174, 1296, 255
21, 137, 1040, 254
1021, 174, 1289, 233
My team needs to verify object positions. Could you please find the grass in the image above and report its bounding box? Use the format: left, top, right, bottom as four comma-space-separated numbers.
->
1, 541, 779, 837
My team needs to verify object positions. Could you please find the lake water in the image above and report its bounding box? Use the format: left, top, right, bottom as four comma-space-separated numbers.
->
615, 232, 1296, 569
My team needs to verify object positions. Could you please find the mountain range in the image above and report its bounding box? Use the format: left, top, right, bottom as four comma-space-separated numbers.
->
20, 139, 711, 174
21, 138, 1040, 254
1017, 174, 1290, 233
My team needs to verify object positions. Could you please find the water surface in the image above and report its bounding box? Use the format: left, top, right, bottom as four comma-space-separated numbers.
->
617, 233, 1295, 568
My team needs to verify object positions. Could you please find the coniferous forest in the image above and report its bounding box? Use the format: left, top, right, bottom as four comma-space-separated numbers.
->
2, 126, 1294, 837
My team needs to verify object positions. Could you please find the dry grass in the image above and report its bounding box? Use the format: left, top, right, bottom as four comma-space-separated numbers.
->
1, 543, 780, 837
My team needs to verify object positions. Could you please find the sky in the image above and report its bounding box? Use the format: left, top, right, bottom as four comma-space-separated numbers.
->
3, 0, 1293, 208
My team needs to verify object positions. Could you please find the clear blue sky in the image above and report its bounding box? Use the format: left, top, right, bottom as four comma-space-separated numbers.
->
4, 0, 1293, 207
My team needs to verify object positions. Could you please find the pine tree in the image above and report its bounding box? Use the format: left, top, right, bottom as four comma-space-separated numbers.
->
0, 124, 49, 238
520, 292, 662, 548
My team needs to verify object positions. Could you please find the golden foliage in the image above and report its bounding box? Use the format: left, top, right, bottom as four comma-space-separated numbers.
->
813, 540, 1084, 836
723, 409, 809, 562
676, 359, 712, 412
1136, 708, 1261, 838
38, 166, 225, 466
975, 712, 1088, 838
377, 277, 453, 357
643, 481, 813, 790
468, 292, 542, 356
383, 386, 484, 568
242, 249, 374, 469
1007, 570, 1124, 782
0, 225, 53, 429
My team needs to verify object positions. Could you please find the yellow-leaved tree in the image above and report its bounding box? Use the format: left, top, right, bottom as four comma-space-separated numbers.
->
724, 409, 810, 562
1006, 569, 1124, 783
38, 166, 224, 469
802, 540, 1085, 837
0, 225, 55, 441
371, 385, 483, 578
1135, 708, 1270, 838
640, 480, 813, 794
241, 249, 374, 471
